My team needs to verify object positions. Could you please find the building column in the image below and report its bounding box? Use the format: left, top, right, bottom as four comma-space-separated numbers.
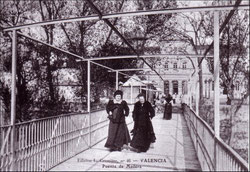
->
178, 80, 182, 95
188, 81, 192, 107
204, 80, 207, 98
208, 80, 211, 99
169, 80, 172, 95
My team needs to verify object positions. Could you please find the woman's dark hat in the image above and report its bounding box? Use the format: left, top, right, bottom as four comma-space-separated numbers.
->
114, 90, 123, 97
137, 93, 146, 99
166, 94, 172, 102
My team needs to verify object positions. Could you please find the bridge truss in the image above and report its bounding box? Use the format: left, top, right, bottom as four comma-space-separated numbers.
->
1, 1, 249, 171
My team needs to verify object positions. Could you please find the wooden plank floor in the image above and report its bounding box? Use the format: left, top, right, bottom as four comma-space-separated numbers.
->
50, 111, 201, 171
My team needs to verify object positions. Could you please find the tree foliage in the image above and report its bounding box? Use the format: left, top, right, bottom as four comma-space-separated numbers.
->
0, 0, 177, 122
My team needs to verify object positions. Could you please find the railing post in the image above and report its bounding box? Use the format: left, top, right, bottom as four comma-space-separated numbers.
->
188, 81, 191, 108
130, 83, 133, 104
10, 30, 17, 171
146, 75, 149, 100
195, 74, 199, 116
116, 71, 119, 90
214, 10, 220, 171
87, 60, 91, 147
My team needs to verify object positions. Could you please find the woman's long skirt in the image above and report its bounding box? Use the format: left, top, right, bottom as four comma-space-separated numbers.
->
105, 121, 131, 149
164, 104, 172, 120
130, 126, 151, 152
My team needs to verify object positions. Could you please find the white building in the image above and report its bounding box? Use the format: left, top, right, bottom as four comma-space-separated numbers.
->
142, 41, 248, 103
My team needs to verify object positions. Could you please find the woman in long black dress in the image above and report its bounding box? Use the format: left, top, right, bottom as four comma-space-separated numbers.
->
105, 90, 130, 151
164, 94, 172, 120
130, 93, 156, 153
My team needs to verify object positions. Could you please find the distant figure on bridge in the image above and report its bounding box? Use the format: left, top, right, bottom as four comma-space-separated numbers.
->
173, 93, 177, 104
130, 93, 156, 153
105, 90, 130, 152
164, 94, 172, 120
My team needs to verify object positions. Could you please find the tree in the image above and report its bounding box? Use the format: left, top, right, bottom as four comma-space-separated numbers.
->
0, 0, 38, 122
176, 9, 214, 104
218, 10, 249, 105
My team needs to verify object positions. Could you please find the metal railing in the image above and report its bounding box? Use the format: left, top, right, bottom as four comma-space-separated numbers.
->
0, 105, 134, 171
183, 104, 249, 171
0, 109, 111, 171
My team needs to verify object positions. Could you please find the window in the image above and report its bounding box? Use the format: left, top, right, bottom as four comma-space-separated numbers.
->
235, 81, 240, 91
182, 62, 187, 69
182, 81, 187, 94
173, 62, 177, 69
152, 64, 156, 69
164, 62, 168, 69
164, 81, 169, 95
172, 80, 178, 94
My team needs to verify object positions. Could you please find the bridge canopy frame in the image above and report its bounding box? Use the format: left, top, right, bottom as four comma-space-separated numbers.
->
2, 1, 249, 171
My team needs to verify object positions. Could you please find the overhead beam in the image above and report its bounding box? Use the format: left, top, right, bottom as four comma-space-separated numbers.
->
18, 30, 150, 87
89, 60, 141, 82
76, 54, 213, 61
19, 32, 206, 63
136, 73, 191, 76
18, 32, 86, 61
12, 32, 216, 63
84, 0, 164, 81
141, 88, 162, 92
3, 5, 248, 31
109, 67, 194, 72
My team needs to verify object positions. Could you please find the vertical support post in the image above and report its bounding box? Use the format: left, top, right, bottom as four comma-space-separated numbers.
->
10, 30, 17, 171
178, 80, 182, 97
206, 81, 208, 98
187, 81, 190, 107
130, 84, 133, 104
214, 10, 220, 138
208, 80, 211, 99
116, 71, 119, 90
146, 75, 149, 101
214, 10, 220, 171
169, 80, 172, 95
196, 75, 199, 116
87, 60, 91, 147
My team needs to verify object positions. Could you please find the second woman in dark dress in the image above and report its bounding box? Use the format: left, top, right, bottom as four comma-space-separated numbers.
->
105, 90, 130, 151
130, 93, 156, 153
164, 94, 172, 120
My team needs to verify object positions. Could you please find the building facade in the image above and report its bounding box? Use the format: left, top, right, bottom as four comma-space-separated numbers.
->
142, 41, 215, 103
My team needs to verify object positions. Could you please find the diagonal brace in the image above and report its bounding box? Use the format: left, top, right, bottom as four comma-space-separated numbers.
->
84, 0, 164, 81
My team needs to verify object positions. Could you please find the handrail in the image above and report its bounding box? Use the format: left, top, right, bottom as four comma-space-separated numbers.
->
215, 137, 249, 169
0, 108, 115, 171
0, 107, 106, 128
189, 108, 215, 136
183, 104, 249, 171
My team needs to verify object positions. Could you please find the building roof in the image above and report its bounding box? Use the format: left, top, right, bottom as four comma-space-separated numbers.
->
122, 74, 146, 87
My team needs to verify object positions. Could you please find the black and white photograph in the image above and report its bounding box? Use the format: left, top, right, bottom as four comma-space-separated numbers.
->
0, 0, 249, 171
